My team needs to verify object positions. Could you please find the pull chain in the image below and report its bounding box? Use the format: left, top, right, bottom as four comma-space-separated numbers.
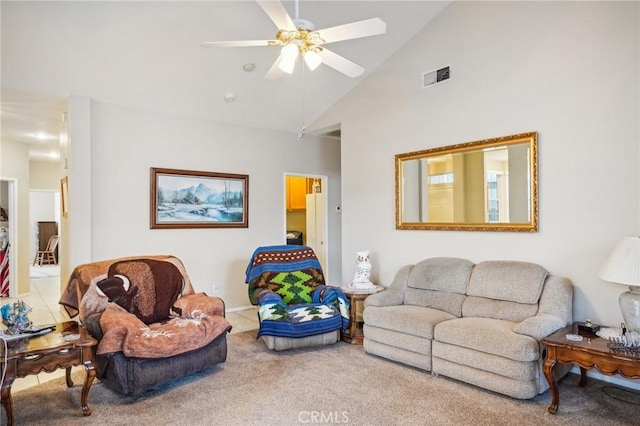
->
298, 60, 306, 140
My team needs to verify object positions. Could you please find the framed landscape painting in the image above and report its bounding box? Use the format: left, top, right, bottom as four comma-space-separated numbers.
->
150, 167, 249, 229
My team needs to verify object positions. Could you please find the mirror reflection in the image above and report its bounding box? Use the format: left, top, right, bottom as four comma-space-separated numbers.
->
396, 132, 537, 232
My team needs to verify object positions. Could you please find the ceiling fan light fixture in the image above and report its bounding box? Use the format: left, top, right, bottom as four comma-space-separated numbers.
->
278, 44, 299, 74
280, 43, 299, 60
201, 0, 387, 79
303, 49, 322, 71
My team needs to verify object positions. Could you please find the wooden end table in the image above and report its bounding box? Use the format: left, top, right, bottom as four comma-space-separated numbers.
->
541, 323, 640, 414
341, 285, 383, 345
0, 321, 98, 426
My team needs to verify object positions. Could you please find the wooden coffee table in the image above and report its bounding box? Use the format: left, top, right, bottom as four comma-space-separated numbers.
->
541, 323, 640, 414
0, 321, 98, 426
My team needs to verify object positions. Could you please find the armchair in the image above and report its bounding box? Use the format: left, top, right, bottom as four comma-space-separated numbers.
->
245, 245, 349, 351
59, 255, 231, 396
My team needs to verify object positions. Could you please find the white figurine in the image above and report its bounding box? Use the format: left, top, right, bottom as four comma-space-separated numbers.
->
351, 250, 375, 290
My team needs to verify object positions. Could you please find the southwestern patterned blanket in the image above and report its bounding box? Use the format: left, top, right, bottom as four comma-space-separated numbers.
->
245, 245, 349, 339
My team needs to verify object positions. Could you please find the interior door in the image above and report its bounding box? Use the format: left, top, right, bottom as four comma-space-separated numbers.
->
284, 174, 328, 276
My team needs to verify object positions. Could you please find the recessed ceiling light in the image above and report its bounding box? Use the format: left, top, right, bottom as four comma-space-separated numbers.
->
242, 63, 255, 72
224, 92, 236, 102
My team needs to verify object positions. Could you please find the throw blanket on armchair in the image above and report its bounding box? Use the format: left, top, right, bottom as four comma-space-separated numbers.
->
245, 245, 350, 339
245, 245, 325, 305
257, 286, 350, 338
60, 255, 231, 358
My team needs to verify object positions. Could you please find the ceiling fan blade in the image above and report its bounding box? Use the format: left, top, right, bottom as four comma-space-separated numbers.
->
315, 18, 386, 44
264, 56, 285, 80
201, 40, 278, 48
318, 48, 365, 78
256, 0, 297, 32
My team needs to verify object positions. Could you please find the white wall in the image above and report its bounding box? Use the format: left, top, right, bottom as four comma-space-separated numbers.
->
70, 100, 341, 309
30, 161, 62, 191
0, 140, 31, 294
314, 2, 639, 326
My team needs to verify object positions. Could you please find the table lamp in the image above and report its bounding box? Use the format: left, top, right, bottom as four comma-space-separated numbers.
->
598, 237, 640, 331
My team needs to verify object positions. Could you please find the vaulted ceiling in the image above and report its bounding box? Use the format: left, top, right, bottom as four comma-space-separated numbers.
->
1, 1, 449, 161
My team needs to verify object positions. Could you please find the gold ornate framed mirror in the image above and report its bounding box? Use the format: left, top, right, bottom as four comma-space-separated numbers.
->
395, 131, 538, 232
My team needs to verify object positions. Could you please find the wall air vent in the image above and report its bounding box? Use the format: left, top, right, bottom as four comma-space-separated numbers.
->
422, 66, 450, 88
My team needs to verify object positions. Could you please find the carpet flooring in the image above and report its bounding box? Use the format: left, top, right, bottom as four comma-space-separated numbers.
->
3, 331, 639, 425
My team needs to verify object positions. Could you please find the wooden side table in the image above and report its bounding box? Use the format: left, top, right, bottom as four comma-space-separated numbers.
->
341, 286, 383, 345
0, 321, 97, 426
541, 323, 640, 414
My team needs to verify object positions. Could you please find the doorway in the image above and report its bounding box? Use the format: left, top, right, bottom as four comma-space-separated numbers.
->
284, 173, 329, 277
0, 179, 17, 297
29, 190, 61, 277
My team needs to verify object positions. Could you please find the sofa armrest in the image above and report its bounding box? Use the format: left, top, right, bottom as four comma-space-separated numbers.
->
313, 286, 350, 330
513, 313, 566, 340
84, 312, 104, 340
538, 276, 573, 325
173, 292, 226, 318
364, 264, 412, 308
513, 276, 573, 341
365, 290, 404, 307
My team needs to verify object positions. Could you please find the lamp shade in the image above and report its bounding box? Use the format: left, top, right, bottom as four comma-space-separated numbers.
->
599, 237, 640, 285
278, 44, 299, 74
599, 237, 640, 331
303, 50, 322, 71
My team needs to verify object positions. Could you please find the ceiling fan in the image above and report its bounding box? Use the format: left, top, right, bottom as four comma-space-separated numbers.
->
202, 0, 386, 79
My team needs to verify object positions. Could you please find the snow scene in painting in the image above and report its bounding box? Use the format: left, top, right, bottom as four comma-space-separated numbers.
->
156, 175, 244, 222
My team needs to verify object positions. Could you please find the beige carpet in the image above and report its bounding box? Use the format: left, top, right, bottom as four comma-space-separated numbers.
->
3, 331, 639, 425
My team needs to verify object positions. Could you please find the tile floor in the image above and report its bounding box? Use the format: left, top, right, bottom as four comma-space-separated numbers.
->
1, 271, 258, 393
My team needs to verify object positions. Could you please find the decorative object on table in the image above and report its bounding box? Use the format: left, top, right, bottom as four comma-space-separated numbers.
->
598, 236, 640, 331
601, 322, 640, 352
150, 167, 249, 229
1, 300, 33, 335
577, 319, 600, 334
595, 326, 624, 340
350, 250, 375, 290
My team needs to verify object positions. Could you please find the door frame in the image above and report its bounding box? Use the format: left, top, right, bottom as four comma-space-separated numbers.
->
283, 172, 329, 279
1, 178, 18, 297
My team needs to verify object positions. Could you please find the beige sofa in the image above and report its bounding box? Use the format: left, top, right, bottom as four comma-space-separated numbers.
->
363, 257, 573, 399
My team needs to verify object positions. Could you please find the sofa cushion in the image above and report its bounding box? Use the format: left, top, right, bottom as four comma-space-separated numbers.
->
363, 305, 456, 340
364, 324, 432, 355
433, 317, 540, 362
467, 261, 547, 304
462, 296, 538, 323
364, 337, 432, 372
405, 288, 467, 317
407, 257, 474, 293
404, 258, 473, 315
432, 340, 538, 381
431, 356, 539, 400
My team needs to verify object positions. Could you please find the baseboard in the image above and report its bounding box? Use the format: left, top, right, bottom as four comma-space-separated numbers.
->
226, 305, 255, 313
571, 366, 640, 391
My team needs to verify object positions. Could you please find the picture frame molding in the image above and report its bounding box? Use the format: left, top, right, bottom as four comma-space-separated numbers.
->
150, 167, 249, 229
